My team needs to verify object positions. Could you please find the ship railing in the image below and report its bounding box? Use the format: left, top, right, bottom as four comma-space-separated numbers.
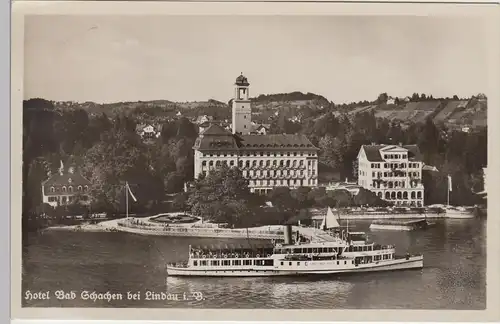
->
167, 261, 189, 268
189, 251, 274, 259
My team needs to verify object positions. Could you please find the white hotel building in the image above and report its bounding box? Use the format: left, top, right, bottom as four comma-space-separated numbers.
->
193, 74, 319, 194
357, 144, 424, 207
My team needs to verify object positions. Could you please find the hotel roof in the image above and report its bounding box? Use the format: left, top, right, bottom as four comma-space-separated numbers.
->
194, 123, 318, 151
361, 144, 423, 162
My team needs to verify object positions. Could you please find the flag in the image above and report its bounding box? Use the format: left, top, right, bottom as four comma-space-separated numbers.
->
126, 182, 137, 202
448, 175, 452, 192
59, 160, 64, 174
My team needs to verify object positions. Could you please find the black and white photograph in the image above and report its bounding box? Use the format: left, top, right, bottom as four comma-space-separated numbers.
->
12, 2, 499, 321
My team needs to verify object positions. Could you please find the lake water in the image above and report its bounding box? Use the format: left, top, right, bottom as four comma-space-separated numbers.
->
22, 219, 486, 309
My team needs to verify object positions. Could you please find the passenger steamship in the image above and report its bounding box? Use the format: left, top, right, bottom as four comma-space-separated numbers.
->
166, 208, 423, 277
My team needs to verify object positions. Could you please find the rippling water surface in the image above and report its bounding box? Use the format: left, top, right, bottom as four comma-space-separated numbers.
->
22, 219, 486, 309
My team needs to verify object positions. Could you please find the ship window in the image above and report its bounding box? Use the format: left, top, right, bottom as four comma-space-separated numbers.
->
293, 248, 301, 253
337, 261, 339, 265
232, 260, 241, 266
289, 262, 292, 266
211, 260, 219, 266
223, 260, 230, 266
281, 262, 283, 266
193, 261, 198, 266
244, 260, 251, 266
306, 248, 313, 253
344, 261, 347, 265
297, 262, 300, 266
312, 248, 318, 253
201, 261, 207, 266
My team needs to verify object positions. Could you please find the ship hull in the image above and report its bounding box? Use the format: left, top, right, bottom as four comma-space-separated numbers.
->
166, 256, 423, 277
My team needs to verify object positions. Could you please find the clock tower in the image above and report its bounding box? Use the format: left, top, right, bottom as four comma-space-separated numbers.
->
232, 73, 252, 135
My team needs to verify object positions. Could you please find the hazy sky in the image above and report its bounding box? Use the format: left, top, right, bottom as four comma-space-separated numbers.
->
24, 15, 488, 104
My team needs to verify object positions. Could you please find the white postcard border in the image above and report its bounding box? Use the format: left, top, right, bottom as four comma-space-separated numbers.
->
10, 1, 500, 322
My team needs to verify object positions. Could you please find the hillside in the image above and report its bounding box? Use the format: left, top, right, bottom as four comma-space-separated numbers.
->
31, 91, 487, 129
334, 95, 487, 130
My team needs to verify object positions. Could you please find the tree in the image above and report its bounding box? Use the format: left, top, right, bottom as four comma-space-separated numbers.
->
165, 172, 185, 194
186, 165, 255, 226
81, 129, 160, 212
171, 192, 189, 212
266, 187, 300, 223
377, 93, 389, 104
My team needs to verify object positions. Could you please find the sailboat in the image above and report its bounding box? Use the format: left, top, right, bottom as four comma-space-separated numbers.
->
443, 175, 474, 219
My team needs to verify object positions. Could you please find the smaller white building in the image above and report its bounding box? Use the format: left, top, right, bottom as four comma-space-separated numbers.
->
136, 124, 161, 139
357, 144, 424, 207
41, 168, 92, 207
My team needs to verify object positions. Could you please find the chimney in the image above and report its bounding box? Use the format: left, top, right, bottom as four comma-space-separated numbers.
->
398, 142, 403, 147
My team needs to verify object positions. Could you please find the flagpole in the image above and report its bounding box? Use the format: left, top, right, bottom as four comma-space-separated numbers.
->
125, 181, 129, 218
447, 175, 450, 206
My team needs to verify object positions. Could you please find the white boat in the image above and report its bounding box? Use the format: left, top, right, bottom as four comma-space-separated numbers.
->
443, 206, 474, 219
442, 175, 475, 219
166, 214, 423, 277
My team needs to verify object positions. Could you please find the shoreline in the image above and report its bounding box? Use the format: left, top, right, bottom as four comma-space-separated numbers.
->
41, 211, 475, 238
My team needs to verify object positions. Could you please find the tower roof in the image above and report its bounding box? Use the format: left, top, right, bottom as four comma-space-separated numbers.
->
235, 73, 249, 86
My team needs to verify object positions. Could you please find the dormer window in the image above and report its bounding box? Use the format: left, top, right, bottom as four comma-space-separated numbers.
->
84, 185, 89, 191
62, 186, 67, 192
78, 186, 83, 191
50, 187, 55, 193
68, 186, 73, 193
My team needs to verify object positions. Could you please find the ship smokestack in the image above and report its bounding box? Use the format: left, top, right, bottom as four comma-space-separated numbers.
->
283, 224, 293, 245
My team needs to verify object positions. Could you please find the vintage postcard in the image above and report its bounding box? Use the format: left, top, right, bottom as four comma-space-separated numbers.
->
11, 1, 500, 322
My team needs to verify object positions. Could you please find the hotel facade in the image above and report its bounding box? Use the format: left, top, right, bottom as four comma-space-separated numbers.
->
357, 144, 424, 207
193, 74, 319, 194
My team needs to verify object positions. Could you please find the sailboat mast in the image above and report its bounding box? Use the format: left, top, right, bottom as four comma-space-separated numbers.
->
447, 178, 450, 206
125, 181, 129, 218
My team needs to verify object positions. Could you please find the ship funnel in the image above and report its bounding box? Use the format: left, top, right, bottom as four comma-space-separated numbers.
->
283, 224, 293, 245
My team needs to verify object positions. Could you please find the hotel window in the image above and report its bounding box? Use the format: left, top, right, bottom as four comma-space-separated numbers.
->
50, 187, 55, 193
245, 161, 250, 167
84, 185, 89, 191
239, 161, 243, 168
266, 160, 270, 166
280, 160, 284, 167
68, 186, 73, 193
259, 160, 264, 167
193, 261, 198, 266
202, 161, 207, 166
273, 160, 277, 166
252, 160, 257, 167
230, 160, 234, 166
299, 160, 304, 166
266, 152, 270, 156
286, 160, 290, 167
62, 186, 67, 192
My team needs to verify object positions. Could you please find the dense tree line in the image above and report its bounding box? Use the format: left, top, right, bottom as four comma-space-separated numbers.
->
23, 98, 198, 221
183, 166, 390, 227
270, 110, 486, 206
